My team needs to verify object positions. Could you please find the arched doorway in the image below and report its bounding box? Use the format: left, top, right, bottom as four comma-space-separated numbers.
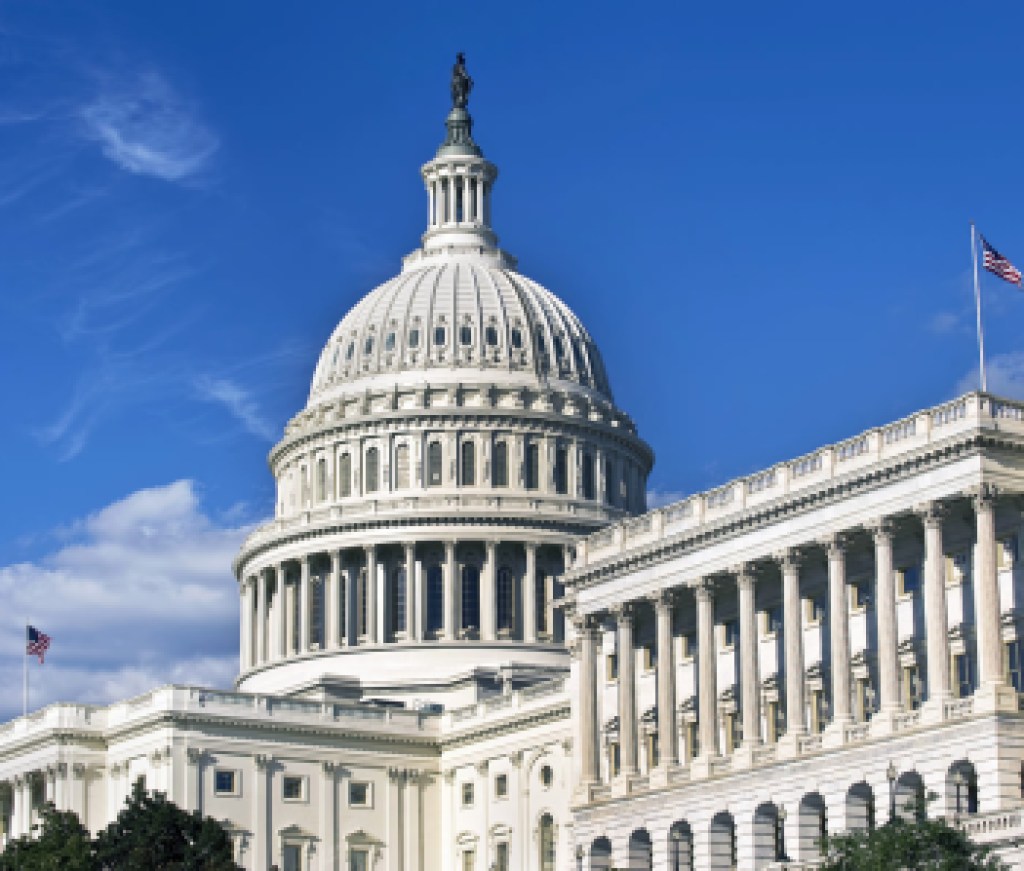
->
667, 820, 693, 871
895, 770, 926, 822
846, 781, 874, 831
752, 802, 783, 868
947, 760, 979, 816
627, 828, 651, 870
590, 836, 612, 871
709, 811, 736, 871
798, 792, 827, 860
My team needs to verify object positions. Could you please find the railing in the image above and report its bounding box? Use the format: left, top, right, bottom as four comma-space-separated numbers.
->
893, 709, 922, 731
960, 807, 1024, 840
944, 697, 974, 720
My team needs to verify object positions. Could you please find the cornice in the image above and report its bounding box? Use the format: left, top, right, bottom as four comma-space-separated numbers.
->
439, 701, 571, 751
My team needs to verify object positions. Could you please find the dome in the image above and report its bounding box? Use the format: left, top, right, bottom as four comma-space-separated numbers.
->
307, 259, 613, 407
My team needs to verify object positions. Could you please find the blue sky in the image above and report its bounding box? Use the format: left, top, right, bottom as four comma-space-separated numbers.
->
2, 2, 1024, 718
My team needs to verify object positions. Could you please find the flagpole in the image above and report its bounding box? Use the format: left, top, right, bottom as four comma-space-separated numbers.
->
971, 222, 988, 392
23, 624, 28, 718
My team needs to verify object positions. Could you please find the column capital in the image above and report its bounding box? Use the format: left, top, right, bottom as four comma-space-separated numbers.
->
869, 517, 895, 542
915, 501, 948, 527
775, 548, 804, 571
611, 601, 636, 623
733, 564, 758, 591
649, 588, 678, 611
971, 483, 999, 511
694, 578, 715, 602
822, 532, 853, 556
570, 612, 603, 635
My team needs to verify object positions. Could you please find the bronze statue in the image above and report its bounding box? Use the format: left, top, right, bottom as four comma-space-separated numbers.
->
451, 52, 473, 109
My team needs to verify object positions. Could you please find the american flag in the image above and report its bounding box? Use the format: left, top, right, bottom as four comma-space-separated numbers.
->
26, 625, 51, 664
982, 236, 1023, 287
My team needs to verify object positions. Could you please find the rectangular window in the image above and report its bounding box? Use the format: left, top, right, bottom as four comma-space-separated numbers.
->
282, 775, 305, 801
213, 769, 237, 796
535, 573, 548, 635
525, 442, 539, 490
283, 844, 302, 871
766, 606, 783, 635
493, 441, 508, 487
349, 781, 371, 807
642, 643, 657, 670
687, 722, 700, 758
495, 842, 509, 871
1007, 640, 1024, 692
606, 652, 618, 681
494, 773, 508, 798
462, 849, 475, 871
461, 782, 474, 807
903, 665, 923, 710
338, 453, 352, 498
395, 444, 410, 489
427, 441, 443, 486
553, 446, 568, 494
349, 850, 369, 871
723, 619, 739, 648
954, 652, 974, 698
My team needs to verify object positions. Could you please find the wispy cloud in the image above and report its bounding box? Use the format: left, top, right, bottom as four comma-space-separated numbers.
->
926, 310, 964, 335
956, 351, 1024, 400
194, 375, 277, 442
78, 71, 218, 183
646, 489, 689, 509
0, 481, 254, 720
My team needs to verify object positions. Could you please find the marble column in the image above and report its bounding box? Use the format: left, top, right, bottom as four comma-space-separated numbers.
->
974, 488, 1004, 687
481, 540, 497, 641
577, 616, 600, 789
327, 550, 341, 649
696, 581, 718, 759
404, 543, 416, 640
346, 563, 358, 646
828, 536, 852, 725
240, 579, 253, 672
873, 522, 899, 712
298, 555, 310, 653
275, 564, 288, 659
523, 543, 538, 643
737, 567, 760, 747
781, 551, 806, 736
444, 540, 457, 640
921, 504, 951, 704
616, 604, 638, 777
257, 570, 269, 664
654, 590, 678, 767
365, 546, 378, 643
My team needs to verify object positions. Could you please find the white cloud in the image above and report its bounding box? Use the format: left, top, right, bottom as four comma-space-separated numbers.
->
646, 489, 689, 509
955, 351, 1024, 400
0, 481, 255, 721
79, 71, 218, 183
194, 374, 278, 442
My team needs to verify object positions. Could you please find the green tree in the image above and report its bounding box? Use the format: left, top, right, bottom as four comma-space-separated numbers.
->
822, 817, 1007, 871
0, 802, 96, 871
93, 782, 241, 870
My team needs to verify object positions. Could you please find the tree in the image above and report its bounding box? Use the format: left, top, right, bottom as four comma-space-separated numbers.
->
93, 782, 241, 870
0, 803, 95, 871
822, 817, 1007, 871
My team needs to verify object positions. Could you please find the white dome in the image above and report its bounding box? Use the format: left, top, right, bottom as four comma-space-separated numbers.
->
307, 258, 613, 407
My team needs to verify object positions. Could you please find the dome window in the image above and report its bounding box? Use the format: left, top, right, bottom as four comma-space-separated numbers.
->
338, 453, 352, 498
345, 342, 355, 361
493, 441, 509, 487
434, 326, 446, 346
364, 337, 374, 355
554, 445, 568, 495
524, 442, 540, 491
536, 331, 546, 355
510, 328, 522, 349
485, 326, 498, 346
427, 441, 443, 486
408, 328, 420, 349
364, 448, 379, 493
582, 452, 595, 500
553, 335, 565, 359
460, 441, 475, 485
459, 325, 472, 346
385, 332, 396, 351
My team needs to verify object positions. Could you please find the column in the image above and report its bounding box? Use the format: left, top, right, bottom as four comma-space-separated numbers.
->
616, 604, 638, 777
252, 755, 269, 870
474, 175, 484, 225
240, 578, 252, 672
405, 543, 416, 641
327, 551, 341, 649
413, 554, 424, 642
428, 180, 436, 228
781, 551, 806, 736
481, 541, 496, 641
577, 617, 600, 789
320, 762, 337, 871
274, 565, 287, 659
404, 772, 423, 871
443, 541, 456, 639
737, 567, 760, 747
523, 543, 538, 643
974, 488, 1004, 687
284, 565, 296, 655
921, 504, 951, 705
365, 546, 378, 644
828, 536, 852, 725
346, 562, 358, 646
873, 522, 899, 712
257, 570, 269, 664
299, 555, 310, 653
696, 581, 718, 759
655, 591, 678, 767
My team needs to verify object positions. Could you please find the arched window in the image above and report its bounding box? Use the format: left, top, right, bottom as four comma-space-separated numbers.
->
427, 441, 443, 487
510, 327, 523, 349
338, 453, 352, 498
434, 325, 446, 347
385, 331, 396, 351
461, 441, 475, 486
554, 445, 568, 495
316, 458, 327, 502
426, 566, 444, 635
493, 441, 508, 487
408, 327, 420, 348
364, 447, 379, 493
394, 444, 410, 489
582, 452, 595, 500
391, 567, 406, 635
538, 813, 555, 871
525, 442, 540, 490
497, 568, 514, 634
363, 336, 374, 355
603, 457, 614, 505
461, 565, 480, 633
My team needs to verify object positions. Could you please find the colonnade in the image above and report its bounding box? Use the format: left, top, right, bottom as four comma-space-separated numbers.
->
241, 540, 568, 670
0, 764, 88, 843
575, 489, 1016, 791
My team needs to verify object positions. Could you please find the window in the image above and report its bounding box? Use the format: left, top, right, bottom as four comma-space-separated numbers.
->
609, 742, 621, 776
903, 665, 923, 710
766, 606, 783, 635
553, 446, 568, 494
364, 447, 379, 493
316, 458, 327, 502
408, 328, 420, 348
461, 849, 475, 871
349, 849, 369, 871
642, 642, 657, 670
310, 575, 324, 648
427, 441, 443, 486
426, 566, 444, 635
606, 652, 619, 681
723, 619, 739, 648
345, 342, 355, 361
493, 441, 508, 487
540, 765, 553, 788
391, 568, 407, 634
459, 325, 472, 346
461, 441, 475, 485
461, 782, 474, 806
338, 453, 352, 498
283, 844, 302, 871
582, 452, 595, 500
510, 327, 522, 349
899, 565, 921, 596
364, 336, 374, 355
955, 652, 974, 698
805, 598, 825, 625
395, 444, 410, 489
495, 842, 509, 871
1007, 640, 1024, 691
687, 721, 700, 758
485, 325, 498, 346
349, 781, 371, 807
213, 770, 237, 796
539, 813, 556, 871
282, 775, 305, 801
434, 325, 446, 346
461, 565, 480, 632
496, 568, 514, 633
385, 331, 396, 351
553, 334, 565, 360
604, 458, 615, 504
494, 773, 508, 798
525, 442, 539, 490
536, 572, 548, 635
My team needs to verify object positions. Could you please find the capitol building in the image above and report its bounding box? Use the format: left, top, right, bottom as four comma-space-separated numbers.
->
3, 60, 1024, 871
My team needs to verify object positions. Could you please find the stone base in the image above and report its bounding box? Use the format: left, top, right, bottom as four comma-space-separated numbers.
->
775, 732, 805, 760
823, 718, 852, 749
973, 683, 1018, 715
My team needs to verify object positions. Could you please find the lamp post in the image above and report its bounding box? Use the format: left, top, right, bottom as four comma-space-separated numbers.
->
887, 760, 898, 822
776, 805, 787, 861
953, 769, 965, 817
